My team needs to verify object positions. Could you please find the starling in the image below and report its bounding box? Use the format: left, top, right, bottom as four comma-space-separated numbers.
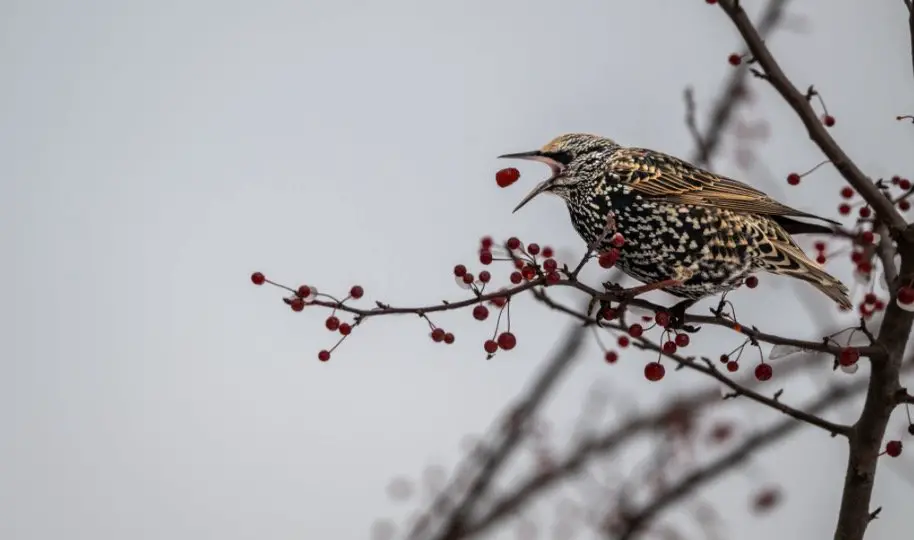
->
498, 133, 852, 319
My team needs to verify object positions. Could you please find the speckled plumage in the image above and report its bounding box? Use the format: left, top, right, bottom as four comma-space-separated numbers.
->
500, 133, 852, 309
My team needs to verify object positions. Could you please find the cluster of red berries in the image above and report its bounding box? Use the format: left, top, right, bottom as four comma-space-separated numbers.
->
892, 175, 912, 211
458, 235, 569, 358
857, 292, 886, 319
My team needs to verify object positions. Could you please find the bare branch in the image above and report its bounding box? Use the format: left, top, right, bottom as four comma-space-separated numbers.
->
534, 292, 852, 436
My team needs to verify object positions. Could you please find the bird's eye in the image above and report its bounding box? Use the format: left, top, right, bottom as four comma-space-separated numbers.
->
545, 151, 573, 165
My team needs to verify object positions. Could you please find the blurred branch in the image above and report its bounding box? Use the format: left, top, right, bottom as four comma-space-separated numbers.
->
687, 0, 791, 168
408, 321, 588, 540
716, 0, 908, 234
613, 358, 914, 540
460, 346, 824, 539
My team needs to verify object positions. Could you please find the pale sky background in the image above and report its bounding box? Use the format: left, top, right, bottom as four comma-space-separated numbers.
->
3, 0, 914, 539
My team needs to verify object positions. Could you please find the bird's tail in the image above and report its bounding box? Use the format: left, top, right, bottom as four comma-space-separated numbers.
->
763, 243, 853, 310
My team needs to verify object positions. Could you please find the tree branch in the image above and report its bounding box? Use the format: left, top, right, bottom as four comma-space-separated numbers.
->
716, 0, 908, 233
534, 291, 851, 436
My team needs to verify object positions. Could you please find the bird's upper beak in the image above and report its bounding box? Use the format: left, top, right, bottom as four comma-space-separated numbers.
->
496, 150, 565, 213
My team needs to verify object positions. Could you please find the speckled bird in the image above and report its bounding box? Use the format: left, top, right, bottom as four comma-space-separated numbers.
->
498, 133, 852, 319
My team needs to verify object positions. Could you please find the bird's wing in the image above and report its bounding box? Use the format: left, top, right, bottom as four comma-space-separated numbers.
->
606, 147, 840, 225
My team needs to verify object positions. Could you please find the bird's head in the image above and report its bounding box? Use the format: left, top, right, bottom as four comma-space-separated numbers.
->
498, 133, 618, 213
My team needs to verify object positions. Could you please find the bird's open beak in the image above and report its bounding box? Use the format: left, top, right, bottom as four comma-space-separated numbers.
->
497, 150, 564, 213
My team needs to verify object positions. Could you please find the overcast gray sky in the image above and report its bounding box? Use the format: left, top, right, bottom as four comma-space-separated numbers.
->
3, 0, 913, 539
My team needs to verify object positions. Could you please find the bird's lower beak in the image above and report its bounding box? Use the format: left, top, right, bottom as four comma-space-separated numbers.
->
511, 179, 553, 213
497, 150, 561, 213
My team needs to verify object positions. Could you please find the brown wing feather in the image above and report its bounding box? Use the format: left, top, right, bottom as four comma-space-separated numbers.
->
607, 147, 840, 225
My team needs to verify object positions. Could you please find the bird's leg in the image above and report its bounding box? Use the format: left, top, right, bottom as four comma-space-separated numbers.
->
669, 299, 700, 334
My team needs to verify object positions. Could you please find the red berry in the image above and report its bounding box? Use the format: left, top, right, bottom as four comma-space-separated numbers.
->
839, 347, 859, 366
430, 328, 445, 342
786, 173, 801, 185
755, 363, 773, 381
542, 246, 554, 258
816, 254, 827, 264
297, 285, 312, 298
598, 250, 619, 268
675, 333, 690, 347
484, 340, 498, 354
510, 271, 522, 284
513, 259, 525, 269
859, 206, 871, 218
900, 178, 912, 190
479, 270, 491, 283
726, 361, 739, 372
753, 488, 781, 512
453, 264, 467, 277
897, 286, 914, 304
720, 354, 729, 364
349, 285, 364, 299
325, 316, 340, 331
479, 250, 493, 265
527, 243, 541, 255
602, 308, 618, 320
662, 341, 677, 354
706, 0, 717, 4
543, 259, 557, 272
838, 203, 851, 215
506, 237, 521, 250
628, 324, 644, 338
611, 233, 625, 247
851, 251, 864, 263
860, 231, 875, 244
655, 311, 671, 327
618, 335, 630, 348
900, 199, 911, 211
251, 272, 266, 285
545, 271, 561, 284
814, 241, 826, 251
840, 187, 854, 198
339, 323, 352, 335
496, 167, 520, 188
894, 175, 902, 184
745, 276, 759, 288
490, 294, 508, 307
605, 351, 618, 363
444, 332, 455, 344
497, 332, 517, 350
480, 236, 494, 249
318, 350, 330, 362
823, 114, 836, 127
644, 362, 665, 381
462, 273, 475, 285
472, 305, 489, 321
728, 53, 742, 66
886, 440, 903, 457
289, 298, 305, 312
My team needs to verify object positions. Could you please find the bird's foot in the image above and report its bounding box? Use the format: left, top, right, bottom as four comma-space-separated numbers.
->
669, 299, 700, 334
